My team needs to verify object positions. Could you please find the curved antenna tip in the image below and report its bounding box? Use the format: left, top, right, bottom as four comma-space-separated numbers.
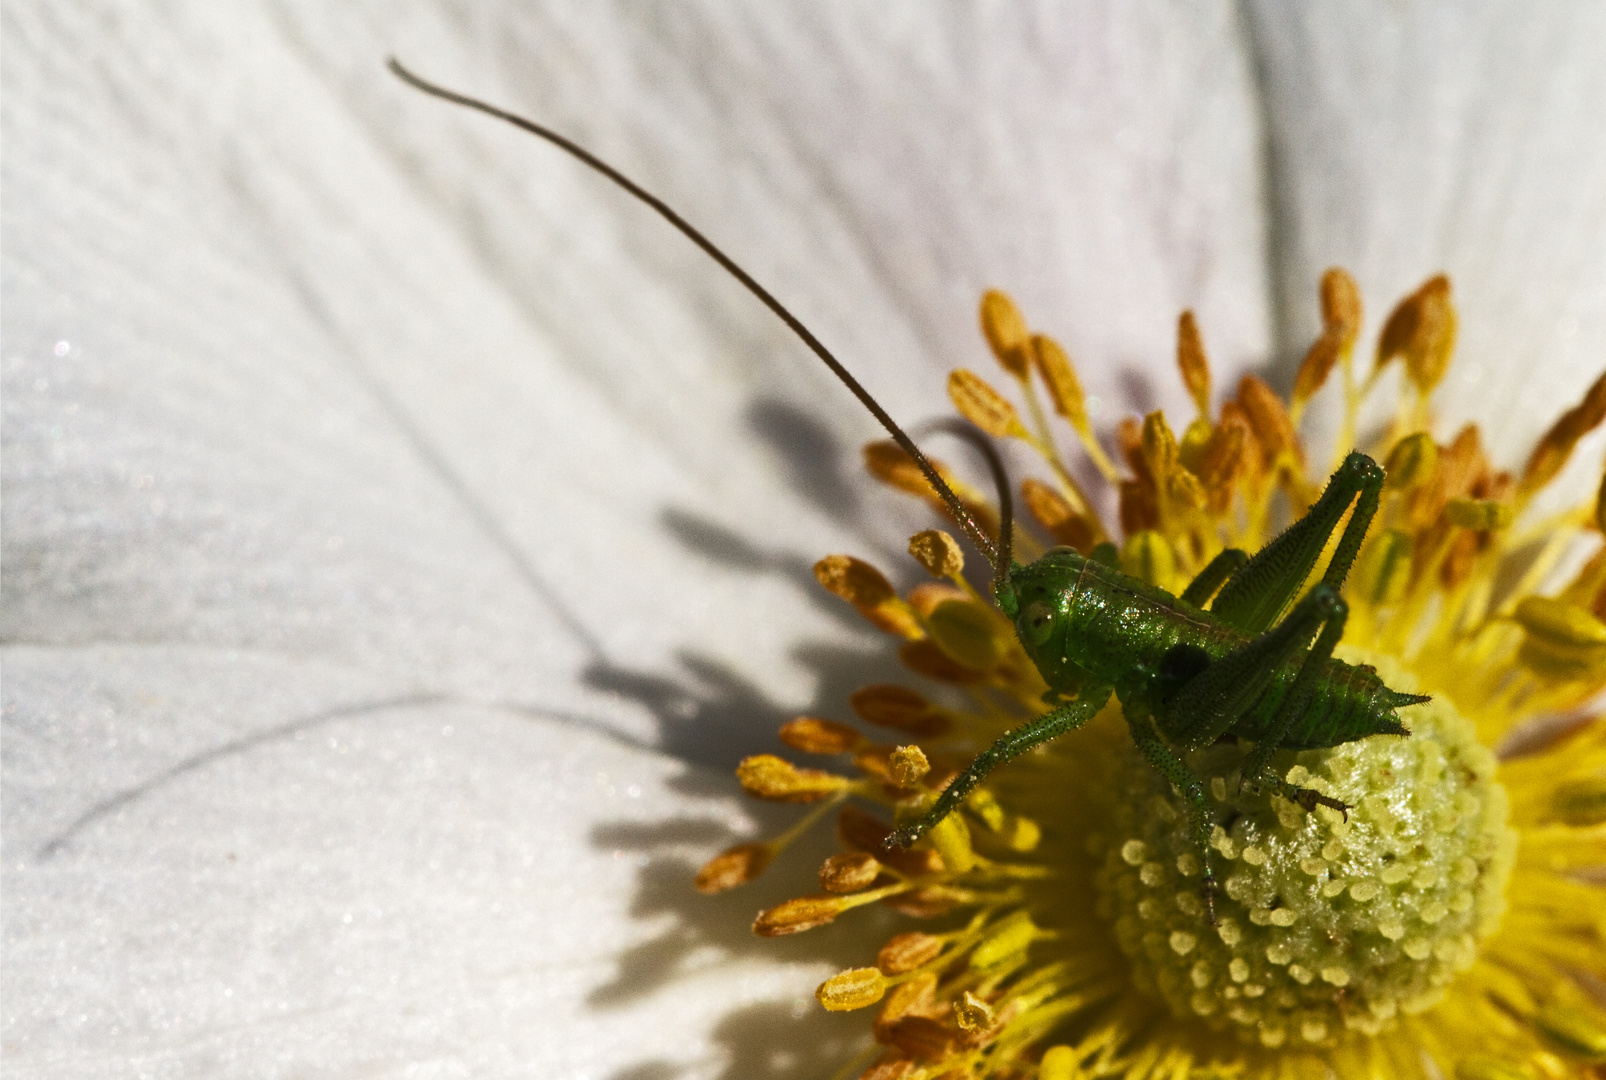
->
384, 57, 1002, 567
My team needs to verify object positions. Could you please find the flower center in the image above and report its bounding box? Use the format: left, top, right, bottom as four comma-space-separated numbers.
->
1089, 651, 1517, 1049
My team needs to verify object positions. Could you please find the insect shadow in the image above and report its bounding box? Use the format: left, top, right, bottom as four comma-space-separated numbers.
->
574, 394, 939, 1078
584, 762, 882, 1077
605, 1001, 872, 1080
744, 396, 864, 519
579, 620, 913, 1080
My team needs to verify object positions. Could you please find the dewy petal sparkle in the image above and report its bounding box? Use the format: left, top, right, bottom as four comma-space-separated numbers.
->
702, 277, 1606, 1079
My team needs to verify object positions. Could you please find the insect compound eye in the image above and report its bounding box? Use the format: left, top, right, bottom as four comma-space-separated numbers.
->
1019, 602, 1057, 648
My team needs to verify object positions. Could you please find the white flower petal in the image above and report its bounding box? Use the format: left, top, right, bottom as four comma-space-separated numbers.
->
5, 2, 1270, 1075
7, 2, 1271, 739
4, 645, 864, 1078
1246, 1, 1606, 467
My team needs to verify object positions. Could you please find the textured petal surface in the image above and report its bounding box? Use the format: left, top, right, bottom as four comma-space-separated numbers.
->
5, 648, 864, 1078
1245, 0, 1606, 474
3, 3, 1268, 1076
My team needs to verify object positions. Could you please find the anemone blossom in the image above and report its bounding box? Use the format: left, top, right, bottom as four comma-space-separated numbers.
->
4, 4, 1603, 1079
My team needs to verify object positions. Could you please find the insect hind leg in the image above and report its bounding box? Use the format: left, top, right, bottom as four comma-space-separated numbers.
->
1237, 585, 1352, 817
1180, 547, 1247, 608
1209, 452, 1384, 634
1157, 578, 1351, 751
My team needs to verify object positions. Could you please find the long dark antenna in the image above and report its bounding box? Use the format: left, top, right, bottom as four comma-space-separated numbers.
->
917, 420, 1014, 581
388, 58, 1000, 569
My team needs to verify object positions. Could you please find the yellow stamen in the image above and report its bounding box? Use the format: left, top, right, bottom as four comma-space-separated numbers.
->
908, 528, 965, 580
1176, 310, 1212, 422
818, 966, 890, 1012
888, 745, 930, 787
1032, 333, 1122, 485
820, 852, 883, 893
736, 754, 852, 802
979, 289, 1032, 379
710, 272, 1606, 1080
949, 368, 1031, 440
779, 716, 865, 754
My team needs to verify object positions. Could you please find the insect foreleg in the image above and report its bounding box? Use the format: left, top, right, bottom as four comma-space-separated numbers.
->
1121, 699, 1220, 924
1179, 547, 1247, 608
1209, 452, 1384, 634
1235, 585, 1351, 816
886, 686, 1113, 851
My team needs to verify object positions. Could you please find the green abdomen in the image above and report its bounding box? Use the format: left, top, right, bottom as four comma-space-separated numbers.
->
1045, 558, 1408, 749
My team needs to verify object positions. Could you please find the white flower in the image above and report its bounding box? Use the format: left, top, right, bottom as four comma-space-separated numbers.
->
4, 3, 1602, 1077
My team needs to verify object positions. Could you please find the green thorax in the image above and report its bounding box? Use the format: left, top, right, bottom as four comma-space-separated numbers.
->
1010, 548, 1239, 692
